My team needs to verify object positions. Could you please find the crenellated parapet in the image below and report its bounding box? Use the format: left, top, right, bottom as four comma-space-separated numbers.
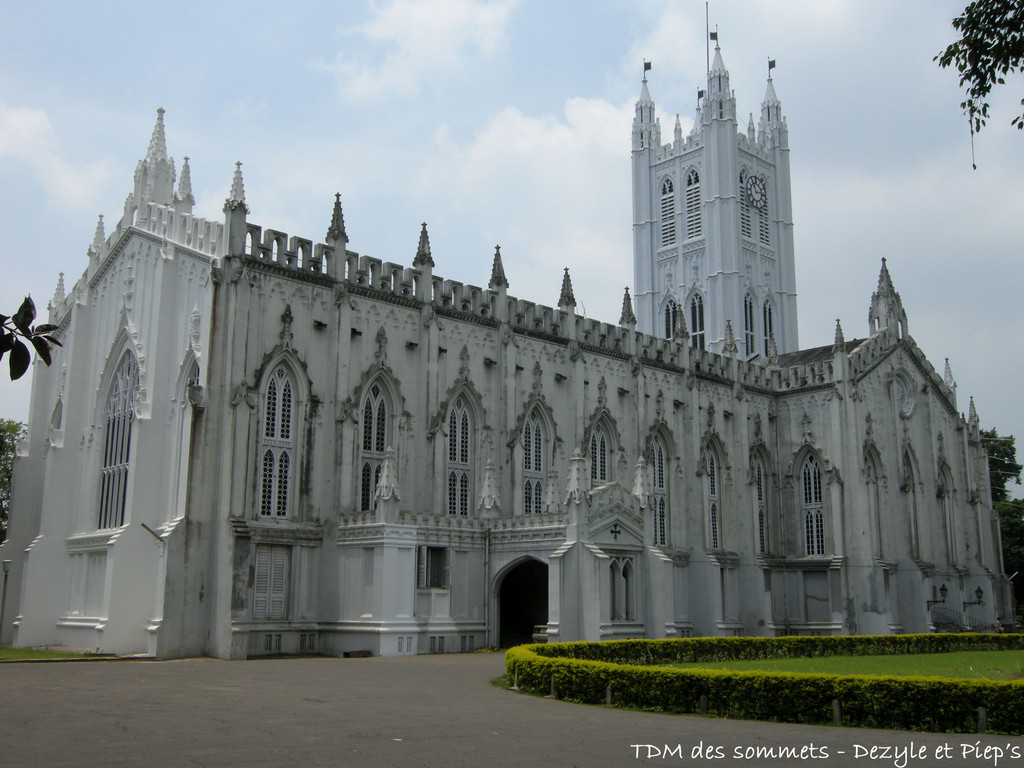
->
243, 223, 332, 278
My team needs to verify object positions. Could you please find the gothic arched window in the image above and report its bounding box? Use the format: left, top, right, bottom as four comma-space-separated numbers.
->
707, 450, 720, 549
758, 183, 770, 245
802, 455, 825, 556
743, 294, 756, 357
685, 169, 702, 239
754, 456, 768, 554
739, 172, 752, 239
690, 294, 705, 350
664, 299, 678, 339
523, 411, 545, 514
763, 300, 774, 356
652, 437, 668, 546
360, 383, 388, 511
447, 396, 472, 516
259, 365, 296, 518
660, 178, 676, 246
590, 424, 610, 485
98, 352, 138, 529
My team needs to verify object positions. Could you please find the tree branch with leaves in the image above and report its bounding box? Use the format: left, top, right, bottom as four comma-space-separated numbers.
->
936, 0, 1024, 135
1, 297, 61, 380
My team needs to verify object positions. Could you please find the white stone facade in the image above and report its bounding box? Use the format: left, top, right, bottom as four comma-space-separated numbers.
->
1, 61, 1011, 658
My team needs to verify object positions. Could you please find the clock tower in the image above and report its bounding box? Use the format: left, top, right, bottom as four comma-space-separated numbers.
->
632, 42, 798, 357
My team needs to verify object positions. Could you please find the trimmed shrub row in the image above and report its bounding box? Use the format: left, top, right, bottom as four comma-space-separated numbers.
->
505, 635, 1024, 734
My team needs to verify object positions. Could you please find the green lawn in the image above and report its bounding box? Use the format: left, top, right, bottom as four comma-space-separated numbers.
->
664, 650, 1024, 681
0, 647, 106, 661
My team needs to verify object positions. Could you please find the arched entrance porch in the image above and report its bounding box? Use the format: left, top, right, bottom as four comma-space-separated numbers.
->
497, 558, 548, 648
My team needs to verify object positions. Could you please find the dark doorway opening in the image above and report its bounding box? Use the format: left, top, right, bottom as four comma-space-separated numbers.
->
498, 559, 548, 648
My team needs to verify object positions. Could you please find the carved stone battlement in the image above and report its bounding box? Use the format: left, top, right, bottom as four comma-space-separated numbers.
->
245, 224, 331, 277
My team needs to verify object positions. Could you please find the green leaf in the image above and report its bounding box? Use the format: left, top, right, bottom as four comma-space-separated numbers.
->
12, 296, 35, 334
0, 331, 14, 355
29, 336, 52, 367
33, 324, 59, 334
9, 339, 30, 380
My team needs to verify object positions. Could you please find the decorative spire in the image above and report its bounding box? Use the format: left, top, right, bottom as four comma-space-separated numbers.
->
146, 107, 168, 163
944, 358, 956, 390
747, 112, 756, 142
619, 287, 636, 326
564, 448, 587, 504
673, 308, 688, 343
89, 214, 105, 256
174, 156, 195, 207
868, 257, 906, 335
477, 458, 501, 513
632, 65, 660, 150
374, 446, 401, 503
833, 318, 845, 353
674, 114, 682, 143
327, 193, 348, 243
52, 272, 65, 305
558, 267, 576, 309
223, 161, 249, 214
489, 245, 508, 289
766, 334, 780, 367
722, 320, 738, 355
968, 396, 979, 426
631, 457, 650, 509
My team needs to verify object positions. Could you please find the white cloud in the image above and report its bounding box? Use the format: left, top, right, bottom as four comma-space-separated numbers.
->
421, 95, 635, 320
325, 0, 518, 100
0, 103, 113, 209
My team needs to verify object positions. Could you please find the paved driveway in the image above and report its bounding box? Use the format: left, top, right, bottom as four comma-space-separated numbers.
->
0, 652, 1019, 767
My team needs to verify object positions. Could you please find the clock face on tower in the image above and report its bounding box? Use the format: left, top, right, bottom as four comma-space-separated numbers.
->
745, 175, 767, 210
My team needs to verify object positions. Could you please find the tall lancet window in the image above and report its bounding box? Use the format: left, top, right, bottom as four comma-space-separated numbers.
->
739, 172, 752, 239
523, 411, 545, 515
259, 365, 296, 518
590, 424, 610, 485
758, 185, 770, 245
754, 457, 767, 554
98, 353, 138, 529
763, 300, 774, 356
743, 294, 756, 357
447, 396, 472, 516
660, 178, 676, 246
685, 170, 702, 239
652, 437, 668, 546
664, 299, 678, 339
360, 383, 388, 511
690, 295, 705, 350
706, 451, 720, 549
802, 455, 825, 556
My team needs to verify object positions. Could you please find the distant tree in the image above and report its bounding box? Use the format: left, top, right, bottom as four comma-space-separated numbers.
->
0, 419, 27, 543
936, 0, 1024, 135
983, 428, 1024, 612
1, 296, 60, 380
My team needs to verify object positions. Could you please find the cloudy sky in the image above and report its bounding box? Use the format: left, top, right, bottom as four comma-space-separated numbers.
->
1, 0, 1021, 492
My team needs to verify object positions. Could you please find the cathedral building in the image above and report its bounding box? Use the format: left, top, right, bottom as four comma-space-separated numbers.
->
1, 46, 1010, 658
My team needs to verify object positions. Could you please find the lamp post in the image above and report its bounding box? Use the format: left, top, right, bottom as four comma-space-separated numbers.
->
963, 586, 984, 610
0, 559, 11, 648
927, 583, 949, 610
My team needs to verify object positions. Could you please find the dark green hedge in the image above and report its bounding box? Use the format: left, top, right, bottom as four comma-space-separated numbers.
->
505, 635, 1024, 734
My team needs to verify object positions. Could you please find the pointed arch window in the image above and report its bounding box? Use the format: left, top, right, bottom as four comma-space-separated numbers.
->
259, 366, 296, 518
590, 424, 610, 485
739, 172, 752, 239
523, 411, 545, 515
866, 458, 883, 557
940, 467, 956, 565
685, 169, 701, 239
98, 353, 138, 529
754, 456, 767, 554
690, 295, 705, 350
802, 455, 825, 556
763, 300, 774, 356
904, 454, 920, 559
660, 178, 676, 246
664, 299, 678, 340
447, 396, 472, 516
743, 294, 756, 357
360, 383, 388, 511
652, 437, 668, 546
610, 556, 635, 621
758, 187, 770, 245
707, 451, 720, 550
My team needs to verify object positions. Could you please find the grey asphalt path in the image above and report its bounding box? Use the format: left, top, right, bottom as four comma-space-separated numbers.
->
1, 652, 1021, 767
